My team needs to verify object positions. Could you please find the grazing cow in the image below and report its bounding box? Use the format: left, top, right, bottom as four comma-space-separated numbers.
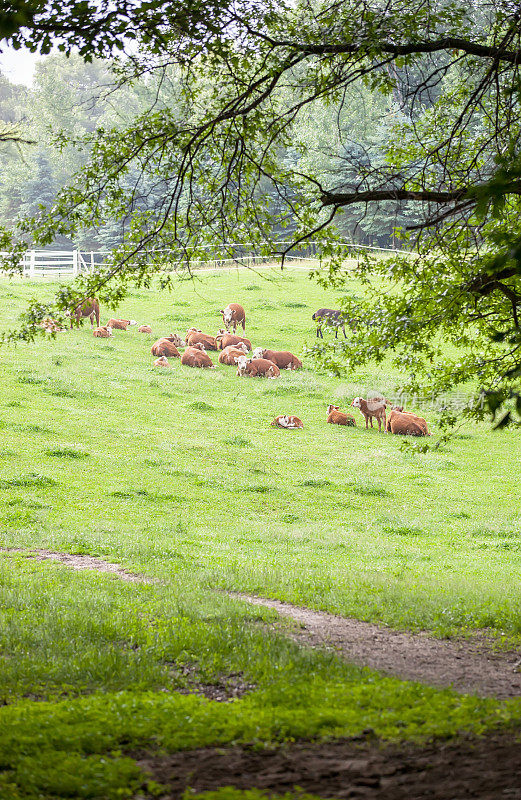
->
151, 339, 181, 357
386, 408, 430, 436
138, 325, 153, 334
186, 331, 219, 350
218, 345, 249, 365
235, 355, 280, 378
351, 396, 387, 431
271, 415, 304, 429
153, 356, 171, 368
252, 348, 302, 370
93, 325, 112, 338
215, 330, 252, 351
312, 308, 347, 339
386, 407, 430, 436
326, 405, 356, 426
67, 298, 100, 329
220, 303, 246, 333
181, 343, 214, 369
106, 318, 137, 330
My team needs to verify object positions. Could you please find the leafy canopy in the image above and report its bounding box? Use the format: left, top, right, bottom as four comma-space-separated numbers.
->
1, 0, 521, 425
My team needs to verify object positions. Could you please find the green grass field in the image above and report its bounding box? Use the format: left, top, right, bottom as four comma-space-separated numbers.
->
0, 266, 520, 799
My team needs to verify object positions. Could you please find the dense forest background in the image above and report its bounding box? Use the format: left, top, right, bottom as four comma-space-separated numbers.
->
0, 54, 422, 251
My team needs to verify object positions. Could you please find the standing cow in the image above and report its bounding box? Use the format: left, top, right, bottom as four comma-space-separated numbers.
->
312, 308, 347, 339
67, 298, 100, 329
220, 304, 246, 333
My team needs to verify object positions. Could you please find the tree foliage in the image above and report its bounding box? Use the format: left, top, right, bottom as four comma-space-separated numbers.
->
1, 0, 521, 425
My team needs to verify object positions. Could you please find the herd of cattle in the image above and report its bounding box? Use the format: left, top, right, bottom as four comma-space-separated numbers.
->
43, 298, 430, 436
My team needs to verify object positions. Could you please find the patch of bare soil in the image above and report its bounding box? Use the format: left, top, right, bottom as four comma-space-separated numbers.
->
0, 547, 153, 583
170, 664, 256, 702
231, 593, 521, 699
138, 732, 521, 799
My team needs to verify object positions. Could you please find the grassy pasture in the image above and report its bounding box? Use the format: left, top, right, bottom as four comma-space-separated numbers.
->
0, 266, 520, 798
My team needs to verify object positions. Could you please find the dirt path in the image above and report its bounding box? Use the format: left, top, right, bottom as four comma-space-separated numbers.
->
3, 548, 521, 698
138, 732, 521, 800
0, 547, 153, 583
231, 593, 521, 699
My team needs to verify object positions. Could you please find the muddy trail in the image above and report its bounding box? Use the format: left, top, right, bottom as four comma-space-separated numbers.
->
232, 593, 521, 700
138, 731, 521, 799
2, 548, 521, 698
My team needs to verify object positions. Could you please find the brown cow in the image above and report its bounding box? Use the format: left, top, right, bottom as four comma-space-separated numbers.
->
252, 348, 302, 370
220, 303, 246, 333
351, 396, 387, 432
93, 325, 112, 338
386, 407, 430, 436
215, 330, 252, 351
235, 355, 280, 378
271, 415, 304, 429
326, 405, 356, 426
153, 356, 171, 368
163, 333, 186, 347
218, 345, 249, 365
67, 298, 100, 328
39, 317, 65, 333
138, 325, 153, 334
386, 408, 430, 436
107, 318, 137, 330
186, 331, 219, 351
151, 339, 181, 357
181, 343, 214, 369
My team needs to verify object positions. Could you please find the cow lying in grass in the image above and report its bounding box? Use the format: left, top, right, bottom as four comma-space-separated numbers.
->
235, 355, 280, 378
138, 325, 152, 334
153, 356, 171, 368
181, 343, 214, 368
271, 415, 304, 428
326, 405, 356, 426
252, 348, 302, 370
151, 339, 181, 357
218, 344, 249, 365
107, 318, 137, 330
387, 407, 430, 436
39, 317, 65, 333
93, 325, 112, 338
215, 330, 252, 351
186, 330, 219, 350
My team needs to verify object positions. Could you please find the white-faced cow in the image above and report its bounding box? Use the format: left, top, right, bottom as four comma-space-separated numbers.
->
252, 348, 302, 370
235, 355, 280, 378
220, 304, 246, 333
271, 415, 304, 428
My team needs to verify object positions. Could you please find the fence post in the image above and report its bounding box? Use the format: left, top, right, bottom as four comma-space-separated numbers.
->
29, 250, 36, 279
72, 250, 78, 276
90, 251, 94, 272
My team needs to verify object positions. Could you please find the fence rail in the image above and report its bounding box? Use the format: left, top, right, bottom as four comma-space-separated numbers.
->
0, 242, 403, 278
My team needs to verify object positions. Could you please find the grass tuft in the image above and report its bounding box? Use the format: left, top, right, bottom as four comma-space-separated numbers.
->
299, 478, 332, 487
0, 473, 57, 489
225, 436, 252, 447
45, 447, 89, 459
188, 401, 215, 411
346, 481, 389, 497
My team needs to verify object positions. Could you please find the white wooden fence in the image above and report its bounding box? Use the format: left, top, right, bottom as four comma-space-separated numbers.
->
0, 250, 98, 278
0, 242, 401, 278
